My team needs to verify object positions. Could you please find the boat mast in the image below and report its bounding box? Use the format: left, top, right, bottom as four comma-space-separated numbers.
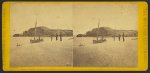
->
34, 18, 37, 40
97, 20, 100, 40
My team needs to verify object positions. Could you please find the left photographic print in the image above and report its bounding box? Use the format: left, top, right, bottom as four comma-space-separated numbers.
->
10, 3, 73, 67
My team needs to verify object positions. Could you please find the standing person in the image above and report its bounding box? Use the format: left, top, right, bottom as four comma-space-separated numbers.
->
118, 34, 121, 41
123, 32, 125, 42
56, 33, 58, 41
60, 32, 62, 41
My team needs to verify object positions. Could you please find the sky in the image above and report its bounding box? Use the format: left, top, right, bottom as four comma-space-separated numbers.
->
10, 3, 138, 36
10, 3, 73, 36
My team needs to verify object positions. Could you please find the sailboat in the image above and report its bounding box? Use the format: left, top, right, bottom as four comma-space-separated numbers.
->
93, 20, 106, 43
30, 18, 43, 43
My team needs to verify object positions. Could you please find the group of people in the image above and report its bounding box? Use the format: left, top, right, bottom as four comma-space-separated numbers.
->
50, 33, 62, 41
113, 32, 125, 42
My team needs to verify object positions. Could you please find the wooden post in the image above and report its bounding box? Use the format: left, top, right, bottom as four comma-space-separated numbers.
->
123, 32, 125, 42
60, 32, 62, 41
39, 35, 40, 40
56, 33, 58, 41
118, 34, 121, 41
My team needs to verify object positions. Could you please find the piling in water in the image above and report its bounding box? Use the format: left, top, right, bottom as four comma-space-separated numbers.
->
123, 32, 125, 42
56, 33, 58, 41
39, 35, 40, 40
118, 34, 121, 41
60, 32, 62, 41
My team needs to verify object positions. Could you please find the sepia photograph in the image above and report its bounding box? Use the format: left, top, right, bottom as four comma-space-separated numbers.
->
73, 4, 138, 67
9, 2, 139, 68
10, 3, 73, 67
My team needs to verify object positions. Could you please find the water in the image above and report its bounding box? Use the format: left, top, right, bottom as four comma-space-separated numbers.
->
10, 37, 73, 67
73, 37, 138, 67
10, 37, 138, 67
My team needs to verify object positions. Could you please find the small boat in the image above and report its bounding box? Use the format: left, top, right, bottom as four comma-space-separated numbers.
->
68, 37, 74, 40
79, 43, 84, 46
93, 20, 106, 44
131, 37, 138, 40
30, 38, 43, 43
16, 43, 21, 46
30, 17, 43, 43
93, 39, 106, 43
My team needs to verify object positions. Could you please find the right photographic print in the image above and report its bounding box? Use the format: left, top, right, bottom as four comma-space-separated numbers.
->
73, 3, 138, 67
